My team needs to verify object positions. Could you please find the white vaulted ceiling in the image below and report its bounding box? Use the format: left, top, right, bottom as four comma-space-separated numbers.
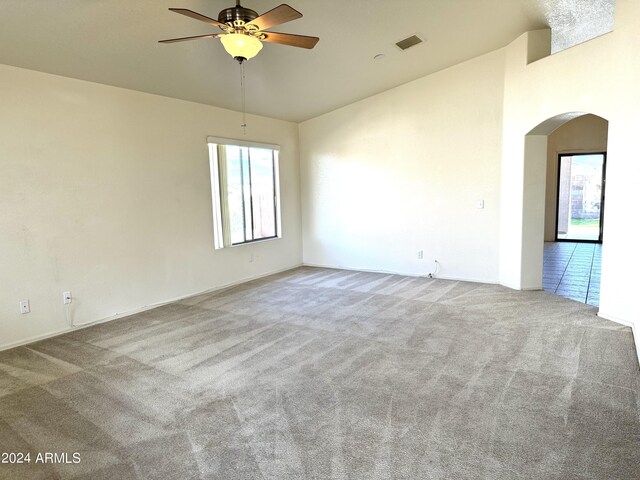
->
0, 0, 614, 122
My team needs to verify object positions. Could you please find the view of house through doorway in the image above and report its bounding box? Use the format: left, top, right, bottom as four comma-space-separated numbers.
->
555, 153, 606, 242
538, 114, 608, 307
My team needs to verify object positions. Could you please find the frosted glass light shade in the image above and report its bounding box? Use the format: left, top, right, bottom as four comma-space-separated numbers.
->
220, 33, 263, 60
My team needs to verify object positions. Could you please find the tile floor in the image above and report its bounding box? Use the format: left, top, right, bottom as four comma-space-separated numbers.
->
543, 242, 601, 306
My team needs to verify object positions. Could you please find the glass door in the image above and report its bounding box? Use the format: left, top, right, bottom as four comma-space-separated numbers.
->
556, 153, 606, 242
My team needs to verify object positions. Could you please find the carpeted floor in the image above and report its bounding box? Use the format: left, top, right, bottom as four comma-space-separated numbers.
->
0, 267, 638, 479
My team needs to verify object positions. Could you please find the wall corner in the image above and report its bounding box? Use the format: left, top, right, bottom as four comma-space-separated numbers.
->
526, 29, 552, 64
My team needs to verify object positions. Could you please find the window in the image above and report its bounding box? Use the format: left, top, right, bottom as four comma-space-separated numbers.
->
208, 137, 281, 249
555, 153, 606, 243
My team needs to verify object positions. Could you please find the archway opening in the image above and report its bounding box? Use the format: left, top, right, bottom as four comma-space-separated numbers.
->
522, 112, 609, 306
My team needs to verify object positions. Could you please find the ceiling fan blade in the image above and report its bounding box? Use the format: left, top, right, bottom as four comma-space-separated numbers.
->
247, 4, 302, 31
168, 8, 227, 28
159, 33, 222, 44
261, 31, 319, 49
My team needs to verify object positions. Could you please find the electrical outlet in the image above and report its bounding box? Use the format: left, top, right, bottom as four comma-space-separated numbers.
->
63, 291, 72, 305
417, 250, 424, 260
19, 300, 30, 314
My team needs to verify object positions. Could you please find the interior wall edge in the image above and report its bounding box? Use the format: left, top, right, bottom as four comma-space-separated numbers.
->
302, 263, 500, 285
0, 263, 303, 353
597, 310, 640, 369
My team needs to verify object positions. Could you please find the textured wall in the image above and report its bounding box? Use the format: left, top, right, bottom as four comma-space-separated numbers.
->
299, 50, 505, 282
0, 64, 301, 349
500, 0, 640, 359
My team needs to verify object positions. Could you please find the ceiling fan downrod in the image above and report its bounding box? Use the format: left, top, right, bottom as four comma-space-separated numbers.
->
217, 0, 259, 27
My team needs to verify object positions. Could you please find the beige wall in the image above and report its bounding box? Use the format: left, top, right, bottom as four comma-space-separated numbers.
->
500, 0, 640, 358
543, 115, 608, 241
0, 64, 301, 349
3, 0, 640, 362
299, 49, 505, 282
299, 0, 640, 360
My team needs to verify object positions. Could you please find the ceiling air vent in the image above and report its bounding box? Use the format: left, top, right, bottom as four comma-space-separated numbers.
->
395, 34, 423, 51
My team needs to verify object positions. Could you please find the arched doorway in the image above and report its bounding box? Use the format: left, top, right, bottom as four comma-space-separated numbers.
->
542, 115, 608, 305
520, 112, 609, 306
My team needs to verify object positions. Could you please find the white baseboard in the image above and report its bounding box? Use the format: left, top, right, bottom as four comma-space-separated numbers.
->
6, 263, 636, 372
499, 280, 522, 290
0, 264, 302, 353
598, 310, 634, 328
598, 310, 640, 370
0, 328, 77, 353
301, 262, 499, 285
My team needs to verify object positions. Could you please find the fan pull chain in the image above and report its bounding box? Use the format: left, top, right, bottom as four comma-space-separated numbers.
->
240, 61, 247, 135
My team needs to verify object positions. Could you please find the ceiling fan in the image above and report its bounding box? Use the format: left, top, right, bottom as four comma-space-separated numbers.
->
160, 1, 319, 63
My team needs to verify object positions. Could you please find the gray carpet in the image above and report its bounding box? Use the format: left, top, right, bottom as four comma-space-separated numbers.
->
0, 267, 638, 479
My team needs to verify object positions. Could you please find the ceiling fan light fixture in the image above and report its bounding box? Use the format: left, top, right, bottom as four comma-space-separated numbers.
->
220, 33, 263, 61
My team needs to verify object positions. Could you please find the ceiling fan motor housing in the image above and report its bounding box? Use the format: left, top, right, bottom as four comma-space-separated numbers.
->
217, 5, 259, 27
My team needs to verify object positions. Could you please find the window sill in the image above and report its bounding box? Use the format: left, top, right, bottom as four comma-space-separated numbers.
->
229, 236, 282, 248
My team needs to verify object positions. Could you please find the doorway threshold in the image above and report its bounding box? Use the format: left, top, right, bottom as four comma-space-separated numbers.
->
543, 242, 601, 306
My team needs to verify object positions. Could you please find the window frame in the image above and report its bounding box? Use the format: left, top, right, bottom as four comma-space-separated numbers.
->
207, 136, 282, 249
554, 151, 607, 244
